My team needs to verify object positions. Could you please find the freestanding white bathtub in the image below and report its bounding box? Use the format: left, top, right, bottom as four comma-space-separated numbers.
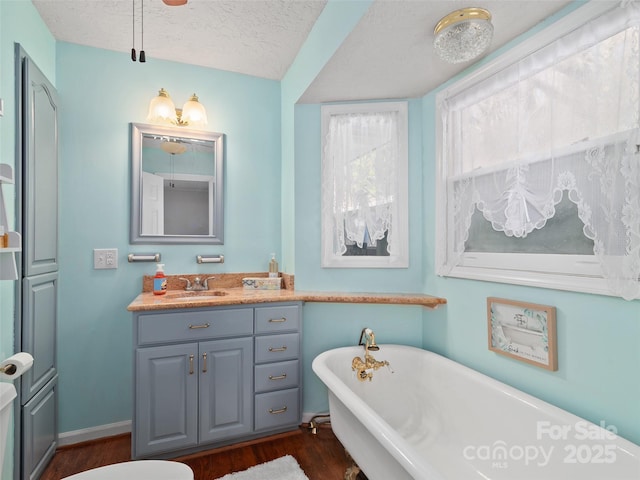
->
312, 345, 640, 480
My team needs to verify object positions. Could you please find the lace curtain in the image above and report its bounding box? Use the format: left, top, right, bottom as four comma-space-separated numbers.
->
323, 111, 399, 256
441, 2, 640, 300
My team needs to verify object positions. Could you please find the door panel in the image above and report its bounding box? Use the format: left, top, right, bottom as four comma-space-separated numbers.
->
199, 337, 253, 443
22, 56, 58, 277
135, 344, 199, 457
21, 272, 57, 403
22, 376, 57, 480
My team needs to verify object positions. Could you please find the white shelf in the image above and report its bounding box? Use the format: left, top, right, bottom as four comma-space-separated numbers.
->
0, 164, 19, 280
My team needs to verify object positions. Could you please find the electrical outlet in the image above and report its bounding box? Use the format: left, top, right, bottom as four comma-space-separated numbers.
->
94, 248, 118, 269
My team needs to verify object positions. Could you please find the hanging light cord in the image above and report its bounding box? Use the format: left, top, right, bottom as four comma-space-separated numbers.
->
131, 0, 136, 61
131, 0, 146, 62
139, 0, 146, 62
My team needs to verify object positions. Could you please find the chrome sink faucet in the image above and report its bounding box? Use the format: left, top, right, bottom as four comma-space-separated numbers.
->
352, 328, 390, 382
179, 276, 216, 291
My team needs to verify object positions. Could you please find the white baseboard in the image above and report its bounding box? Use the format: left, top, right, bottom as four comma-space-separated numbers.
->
58, 415, 329, 447
58, 420, 131, 447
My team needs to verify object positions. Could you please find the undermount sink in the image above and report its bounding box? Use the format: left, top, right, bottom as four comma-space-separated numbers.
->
164, 290, 229, 300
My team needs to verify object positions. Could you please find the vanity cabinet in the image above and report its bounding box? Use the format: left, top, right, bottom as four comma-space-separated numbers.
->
133, 302, 302, 459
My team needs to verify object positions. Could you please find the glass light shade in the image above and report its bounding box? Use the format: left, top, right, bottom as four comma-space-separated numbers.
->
147, 88, 177, 124
160, 141, 187, 155
434, 8, 493, 64
180, 94, 208, 127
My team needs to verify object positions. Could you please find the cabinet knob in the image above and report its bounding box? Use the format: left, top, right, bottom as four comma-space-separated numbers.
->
189, 355, 194, 375
268, 317, 287, 323
202, 352, 208, 373
268, 374, 287, 381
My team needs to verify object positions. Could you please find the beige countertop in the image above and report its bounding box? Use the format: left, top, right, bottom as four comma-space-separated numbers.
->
127, 288, 447, 312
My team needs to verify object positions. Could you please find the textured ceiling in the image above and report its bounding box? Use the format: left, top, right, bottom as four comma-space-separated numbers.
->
32, 0, 572, 103
300, 0, 572, 103
32, 0, 328, 80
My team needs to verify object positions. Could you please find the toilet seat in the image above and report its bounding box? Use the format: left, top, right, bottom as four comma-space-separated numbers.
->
61, 460, 194, 480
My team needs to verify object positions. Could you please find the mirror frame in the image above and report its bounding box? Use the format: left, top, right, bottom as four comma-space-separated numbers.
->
130, 123, 224, 244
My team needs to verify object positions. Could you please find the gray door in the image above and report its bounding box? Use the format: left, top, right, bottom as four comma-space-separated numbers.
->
199, 337, 253, 443
135, 343, 199, 457
16, 47, 59, 480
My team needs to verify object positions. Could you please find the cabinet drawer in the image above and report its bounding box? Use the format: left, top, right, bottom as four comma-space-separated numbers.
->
255, 305, 300, 334
254, 388, 300, 431
137, 308, 253, 345
255, 360, 299, 393
254, 333, 299, 363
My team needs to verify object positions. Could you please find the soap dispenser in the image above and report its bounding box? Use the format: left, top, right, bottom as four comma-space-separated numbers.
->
268, 253, 278, 278
153, 263, 167, 295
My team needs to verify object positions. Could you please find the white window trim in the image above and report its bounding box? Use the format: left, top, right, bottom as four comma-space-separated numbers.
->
435, 0, 624, 297
321, 101, 409, 268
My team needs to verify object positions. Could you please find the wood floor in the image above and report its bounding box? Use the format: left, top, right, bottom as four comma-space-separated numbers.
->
40, 424, 351, 479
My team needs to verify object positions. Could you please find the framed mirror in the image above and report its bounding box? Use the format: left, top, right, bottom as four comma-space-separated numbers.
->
130, 123, 224, 244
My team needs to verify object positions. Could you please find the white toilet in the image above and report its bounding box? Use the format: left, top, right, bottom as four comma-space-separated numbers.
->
1, 382, 193, 480
61, 460, 194, 479
1, 382, 17, 473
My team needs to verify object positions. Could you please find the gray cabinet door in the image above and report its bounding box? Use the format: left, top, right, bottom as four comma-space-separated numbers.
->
199, 337, 253, 443
22, 376, 57, 480
135, 343, 199, 457
21, 272, 57, 403
22, 55, 58, 277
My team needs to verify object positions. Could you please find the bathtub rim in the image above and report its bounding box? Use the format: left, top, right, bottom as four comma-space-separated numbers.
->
312, 344, 640, 479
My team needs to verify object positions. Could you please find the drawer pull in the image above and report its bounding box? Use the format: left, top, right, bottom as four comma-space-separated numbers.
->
268, 346, 287, 352
189, 355, 194, 375
269, 374, 287, 381
202, 352, 208, 373
269, 317, 287, 323
189, 323, 210, 329
269, 406, 288, 415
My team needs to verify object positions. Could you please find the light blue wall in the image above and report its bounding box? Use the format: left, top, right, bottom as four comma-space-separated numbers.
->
55, 42, 281, 433
1, 3, 56, 479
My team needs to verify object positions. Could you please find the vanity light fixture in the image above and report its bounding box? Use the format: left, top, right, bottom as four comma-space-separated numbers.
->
433, 7, 493, 64
147, 88, 208, 128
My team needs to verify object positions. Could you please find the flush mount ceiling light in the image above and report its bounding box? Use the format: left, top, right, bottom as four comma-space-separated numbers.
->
147, 88, 208, 128
433, 7, 494, 64
162, 0, 188, 5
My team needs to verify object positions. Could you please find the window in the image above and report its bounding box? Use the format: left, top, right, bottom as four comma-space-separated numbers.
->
436, 2, 640, 300
321, 102, 408, 268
